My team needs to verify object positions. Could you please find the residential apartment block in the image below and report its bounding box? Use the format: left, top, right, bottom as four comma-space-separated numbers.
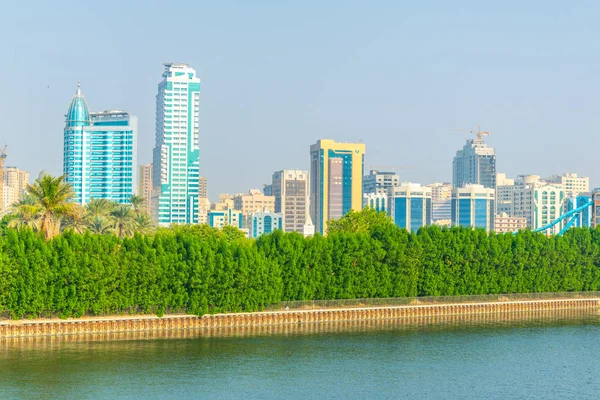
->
152, 63, 201, 225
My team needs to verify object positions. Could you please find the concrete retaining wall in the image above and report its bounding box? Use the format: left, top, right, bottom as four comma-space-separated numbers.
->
1, 298, 597, 338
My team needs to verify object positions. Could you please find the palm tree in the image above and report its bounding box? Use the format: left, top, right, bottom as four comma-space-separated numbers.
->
110, 204, 135, 238
8, 195, 41, 230
84, 198, 114, 220
130, 195, 147, 214
62, 204, 87, 234
24, 174, 76, 240
133, 212, 154, 235
88, 216, 114, 235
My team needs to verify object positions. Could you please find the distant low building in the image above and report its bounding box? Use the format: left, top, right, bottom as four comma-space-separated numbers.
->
565, 194, 592, 228
494, 213, 527, 233
198, 197, 210, 225
249, 210, 283, 238
547, 173, 589, 198
363, 192, 388, 213
592, 189, 600, 228
212, 194, 234, 211
363, 170, 399, 195
234, 189, 275, 229
496, 173, 515, 215
209, 209, 242, 229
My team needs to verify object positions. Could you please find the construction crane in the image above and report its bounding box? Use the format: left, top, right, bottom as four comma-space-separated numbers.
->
0, 144, 6, 214
455, 126, 490, 141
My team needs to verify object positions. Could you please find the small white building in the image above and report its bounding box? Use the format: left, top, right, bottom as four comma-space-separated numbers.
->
249, 210, 283, 238
363, 192, 388, 213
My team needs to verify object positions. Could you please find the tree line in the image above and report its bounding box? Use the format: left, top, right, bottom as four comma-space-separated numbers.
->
1, 207, 600, 319
7, 174, 154, 239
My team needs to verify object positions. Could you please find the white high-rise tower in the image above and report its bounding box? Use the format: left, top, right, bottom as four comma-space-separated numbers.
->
152, 63, 201, 225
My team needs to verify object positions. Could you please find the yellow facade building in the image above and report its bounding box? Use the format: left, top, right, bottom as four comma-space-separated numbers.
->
309, 139, 365, 234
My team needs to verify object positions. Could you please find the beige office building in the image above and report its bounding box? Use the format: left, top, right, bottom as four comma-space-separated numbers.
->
199, 177, 208, 199
496, 173, 515, 215
138, 164, 153, 209
212, 194, 234, 211
426, 182, 452, 202
233, 189, 275, 229
272, 169, 309, 233
2, 167, 30, 212
547, 173, 589, 197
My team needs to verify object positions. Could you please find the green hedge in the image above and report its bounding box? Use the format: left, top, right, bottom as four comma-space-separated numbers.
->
2, 222, 600, 319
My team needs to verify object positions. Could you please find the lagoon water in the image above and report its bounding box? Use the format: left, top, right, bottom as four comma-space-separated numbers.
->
1, 312, 599, 399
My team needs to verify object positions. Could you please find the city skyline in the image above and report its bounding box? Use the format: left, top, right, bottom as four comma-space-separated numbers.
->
3, 2, 600, 199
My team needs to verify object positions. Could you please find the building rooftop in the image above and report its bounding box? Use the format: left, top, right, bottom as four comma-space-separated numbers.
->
65, 82, 90, 127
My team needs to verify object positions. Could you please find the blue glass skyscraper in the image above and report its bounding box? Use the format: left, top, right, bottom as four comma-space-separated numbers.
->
63, 83, 137, 205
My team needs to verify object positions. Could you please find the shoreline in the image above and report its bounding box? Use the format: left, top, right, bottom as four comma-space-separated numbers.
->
1, 297, 598, 338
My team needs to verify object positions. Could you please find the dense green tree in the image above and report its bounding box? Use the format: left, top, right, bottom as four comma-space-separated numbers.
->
1, 207, 600, 320
327, 208, 395, 235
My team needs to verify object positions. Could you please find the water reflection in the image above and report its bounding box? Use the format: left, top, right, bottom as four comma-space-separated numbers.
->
1, 309, 598, 348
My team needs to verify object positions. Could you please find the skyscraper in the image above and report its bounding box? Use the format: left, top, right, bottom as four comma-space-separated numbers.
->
271, 169, 309, 233
309, 139, 365, 234
452, 137, 496, 189
63, 83, 137, 205
152, 63, 201, 225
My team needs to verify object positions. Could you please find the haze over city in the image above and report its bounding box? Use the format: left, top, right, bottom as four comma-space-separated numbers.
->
3, 1, 600, 199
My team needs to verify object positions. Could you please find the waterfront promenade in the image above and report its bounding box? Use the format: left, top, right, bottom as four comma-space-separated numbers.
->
1, 295, 598, 338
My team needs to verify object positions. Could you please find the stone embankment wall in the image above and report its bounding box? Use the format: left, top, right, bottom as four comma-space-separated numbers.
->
1, 298, 598, 338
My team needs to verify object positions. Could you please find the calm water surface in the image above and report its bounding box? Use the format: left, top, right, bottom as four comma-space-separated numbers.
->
1, 312, 599, 399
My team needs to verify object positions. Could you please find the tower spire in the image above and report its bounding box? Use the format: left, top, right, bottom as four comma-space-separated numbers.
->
76, 80, 81, 96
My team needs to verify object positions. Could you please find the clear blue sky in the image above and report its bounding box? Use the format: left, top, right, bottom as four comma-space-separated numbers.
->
3, 0, 600, 198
